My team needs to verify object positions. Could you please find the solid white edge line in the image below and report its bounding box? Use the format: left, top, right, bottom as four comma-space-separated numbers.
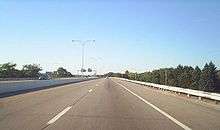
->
47, 106, 72, 125
114, 81, 192, 130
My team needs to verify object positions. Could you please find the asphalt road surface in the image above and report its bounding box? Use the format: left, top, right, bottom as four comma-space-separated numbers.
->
0, 78, 220, 130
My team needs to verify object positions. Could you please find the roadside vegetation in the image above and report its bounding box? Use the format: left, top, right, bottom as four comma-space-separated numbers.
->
0, 62, 73, 79
51, 67, 73, 78
106, 62, 220, 93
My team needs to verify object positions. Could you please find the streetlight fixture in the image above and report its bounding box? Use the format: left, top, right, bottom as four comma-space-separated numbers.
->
72, 40, 95, 76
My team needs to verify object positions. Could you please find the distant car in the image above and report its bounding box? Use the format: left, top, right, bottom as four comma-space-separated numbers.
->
38, 75, 50, 80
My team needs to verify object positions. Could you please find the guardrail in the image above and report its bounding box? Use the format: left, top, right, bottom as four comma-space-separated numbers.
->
114, 77, 220, 102
0, 77, 98, 97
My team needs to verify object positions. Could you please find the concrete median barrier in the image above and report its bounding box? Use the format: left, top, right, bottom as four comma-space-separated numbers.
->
0, 78, 97, 97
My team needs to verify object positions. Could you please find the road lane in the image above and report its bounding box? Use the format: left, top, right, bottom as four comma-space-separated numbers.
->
0, 78, 95, 97
46, 79, 182, 130
1, 78, 220, 130
0, 79, 103, 130
113, 78, 220, 130
113, 80, 191, 130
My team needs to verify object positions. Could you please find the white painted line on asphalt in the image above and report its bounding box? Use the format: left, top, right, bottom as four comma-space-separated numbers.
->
114, 81, 192, 130
47, 88, 94, 126
89, 89, 93, 92
47, 106, 72, 125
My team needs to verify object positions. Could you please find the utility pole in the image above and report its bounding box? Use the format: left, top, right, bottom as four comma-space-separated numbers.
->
72, 40, 95, 77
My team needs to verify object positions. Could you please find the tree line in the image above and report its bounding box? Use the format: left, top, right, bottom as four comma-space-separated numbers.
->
106, 62, 220, 93
51, 67, 73, 78
0, 62, 73, 78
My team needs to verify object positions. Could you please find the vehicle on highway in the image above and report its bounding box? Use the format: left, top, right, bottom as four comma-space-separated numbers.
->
38, 75, 51, 80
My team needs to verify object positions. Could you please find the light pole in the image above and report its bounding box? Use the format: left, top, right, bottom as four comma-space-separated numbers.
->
72, 40, 95, 76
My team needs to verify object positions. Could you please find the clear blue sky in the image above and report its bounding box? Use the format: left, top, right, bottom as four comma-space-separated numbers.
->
0, 0, 220, 74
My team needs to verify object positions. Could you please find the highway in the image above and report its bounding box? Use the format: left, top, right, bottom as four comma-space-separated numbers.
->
0, 78, 220, 130
0, 78, 95, 97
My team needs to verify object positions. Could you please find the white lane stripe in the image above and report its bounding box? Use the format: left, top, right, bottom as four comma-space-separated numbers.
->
47, 106, 72, 125
114, 81, 192, 130
89, 89, 93, 92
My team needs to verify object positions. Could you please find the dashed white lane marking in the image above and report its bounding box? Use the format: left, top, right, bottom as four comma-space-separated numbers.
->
47, 89, 94, 125
47, 89, 93, 125
114, 81, 192, 130
47, 106, 72, 125
89, 89, 93, 92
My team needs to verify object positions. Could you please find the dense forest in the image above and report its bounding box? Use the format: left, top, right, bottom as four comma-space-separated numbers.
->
106, 62, 220, 93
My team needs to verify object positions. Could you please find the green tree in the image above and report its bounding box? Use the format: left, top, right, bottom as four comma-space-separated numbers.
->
165, 68, 177, 86
138, 72, 147, 81
0, 62, 21, 78
190, 66, 201, 90
104, 62, 220, 93
199, 62, 218, 91
151, 70, 160, 84
180, 66, 194, 88
53, 67, 72, 78
216, 71, 220, 92
175, 65, 184, 87
124, 70, 129, 79
22, 64, 42, 78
